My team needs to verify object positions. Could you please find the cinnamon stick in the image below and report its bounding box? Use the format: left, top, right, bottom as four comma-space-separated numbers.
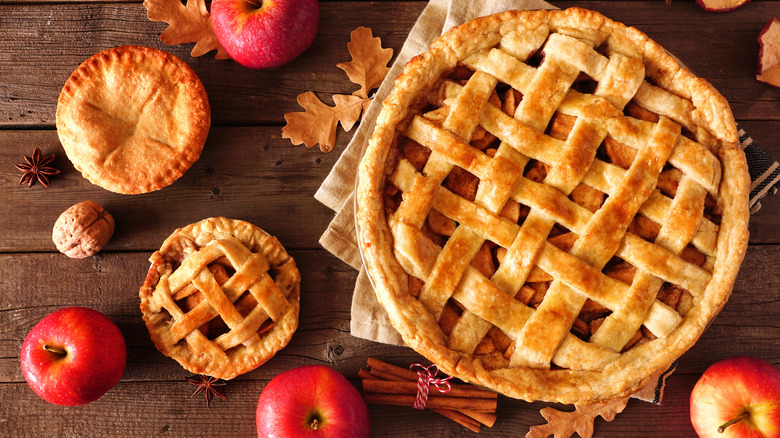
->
359, 367, 495, 431
362, 378, 497, 399
460, 410, 497, 428
367, 357, 418, 381
363, 392, 497, 413
363, 358, 499, 430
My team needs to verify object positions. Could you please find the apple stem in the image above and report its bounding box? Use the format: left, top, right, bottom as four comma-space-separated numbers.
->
718, 411, 750, 433
42, 344, 67, 357
245, 0, 263, 8
310, 418, 319, 430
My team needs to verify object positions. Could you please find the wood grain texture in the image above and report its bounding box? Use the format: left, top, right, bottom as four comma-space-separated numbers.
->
1, 1, 778, 128
1, 1, 779, 437
0, 127, 350, 252
2, 123, 778, 252
0, 2, 423, 128
1, 245, 776, 437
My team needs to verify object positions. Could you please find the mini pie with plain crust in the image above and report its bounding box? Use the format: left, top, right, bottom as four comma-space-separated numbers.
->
139, 217, 300, 379
56, 45, 210, 194
356, 8, 750, 404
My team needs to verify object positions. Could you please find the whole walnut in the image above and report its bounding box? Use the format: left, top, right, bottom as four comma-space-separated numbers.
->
52, 201, 115, 259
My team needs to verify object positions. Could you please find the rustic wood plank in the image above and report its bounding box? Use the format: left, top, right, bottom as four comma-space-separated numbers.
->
0, 2, 423, 127
1, 1, 778, 128
2, 245, 776, 379
0, 249, 419, 382
2, 242, 775, 436
0, 374, 710, 437
2, 122, 778, 254
0, 126, 351, 252
0, 376, 705, 437
1, 2, 779, 437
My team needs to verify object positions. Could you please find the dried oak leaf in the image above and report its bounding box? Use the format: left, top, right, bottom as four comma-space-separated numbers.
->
144, 0, 230, 60
283, 26, 393, 152
526, 397, 630, 438
282, 92, 365, 153
337, 26, 394, 99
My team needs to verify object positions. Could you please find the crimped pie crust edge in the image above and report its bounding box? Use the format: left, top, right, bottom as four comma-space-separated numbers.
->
56, 45, 211, 194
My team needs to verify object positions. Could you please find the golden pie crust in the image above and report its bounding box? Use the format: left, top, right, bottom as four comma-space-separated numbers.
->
56, 45, 210, 194
139, 217, 300, 379
356, 8, 750, 404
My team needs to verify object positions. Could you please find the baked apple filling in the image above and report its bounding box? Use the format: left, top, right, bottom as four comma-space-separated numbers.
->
381, 62, 723, 371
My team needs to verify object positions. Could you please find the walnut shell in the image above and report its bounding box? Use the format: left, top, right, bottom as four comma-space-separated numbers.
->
52, 201, 115, 259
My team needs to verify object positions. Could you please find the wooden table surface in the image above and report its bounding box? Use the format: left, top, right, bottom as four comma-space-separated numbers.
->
2, 1, 779, 436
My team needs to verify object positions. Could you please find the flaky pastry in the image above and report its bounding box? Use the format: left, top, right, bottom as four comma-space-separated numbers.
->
356, 8, 750, 403
140, 217, 300, 379
56, 45, 210, 194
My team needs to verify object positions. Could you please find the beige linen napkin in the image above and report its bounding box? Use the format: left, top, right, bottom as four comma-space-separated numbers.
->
315, 0, 681, 404
315, 0, 557, 345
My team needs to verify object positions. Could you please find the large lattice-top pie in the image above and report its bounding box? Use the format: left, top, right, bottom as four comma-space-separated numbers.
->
140, 217, 300, 379
356, 8, 749, 403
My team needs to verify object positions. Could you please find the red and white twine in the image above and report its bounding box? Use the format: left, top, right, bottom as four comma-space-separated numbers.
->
410, 363, 453, 409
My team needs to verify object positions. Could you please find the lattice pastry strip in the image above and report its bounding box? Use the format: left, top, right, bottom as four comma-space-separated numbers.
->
512, 117, 681, 366
390, 213, 625, 372
448, 88, 721, 258
449, 118, 606, 354
442, 75, 718, 281
593, 175, 708, 349
391, 71, 497, 231
389, 205, 622, 372
394, 72, 504, 321
489, 165, 713, 295
390, 129, 713, 362
423, 40, 604, 353
462, 43, 722, 195
468, 30, 710, 147
559, 91, 722, 191
445, 80, 722, 204
152, 238, 287, 350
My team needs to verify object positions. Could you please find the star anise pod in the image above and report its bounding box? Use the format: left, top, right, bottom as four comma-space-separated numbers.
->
15, 147, 60, 188
186, 374, 227, 407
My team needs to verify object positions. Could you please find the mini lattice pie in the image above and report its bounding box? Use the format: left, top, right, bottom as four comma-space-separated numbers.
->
356, 8, 750, 404
140, 217, 300, 379
56, 45, 210, 194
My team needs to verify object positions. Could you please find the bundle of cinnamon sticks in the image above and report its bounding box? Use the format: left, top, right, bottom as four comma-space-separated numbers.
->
360, 358, 497, 433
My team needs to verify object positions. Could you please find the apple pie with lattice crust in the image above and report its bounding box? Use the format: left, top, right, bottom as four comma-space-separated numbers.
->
140, 217, 300, 380
356, 8, 749, 403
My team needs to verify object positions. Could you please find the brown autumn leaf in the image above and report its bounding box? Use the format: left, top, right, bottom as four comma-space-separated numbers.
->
144, 0, 230, 60
282, 92, 365, 153
283, 26, 393, 152
337, 26, 394, 99
526, 397, 630, 438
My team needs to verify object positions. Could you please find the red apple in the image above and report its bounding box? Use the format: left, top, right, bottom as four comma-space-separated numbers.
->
256, 365, 370, 438
210, 0, 319, 69
690, 356, 780, 438
20, 307, 126, 406
695, 0, 751, 12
